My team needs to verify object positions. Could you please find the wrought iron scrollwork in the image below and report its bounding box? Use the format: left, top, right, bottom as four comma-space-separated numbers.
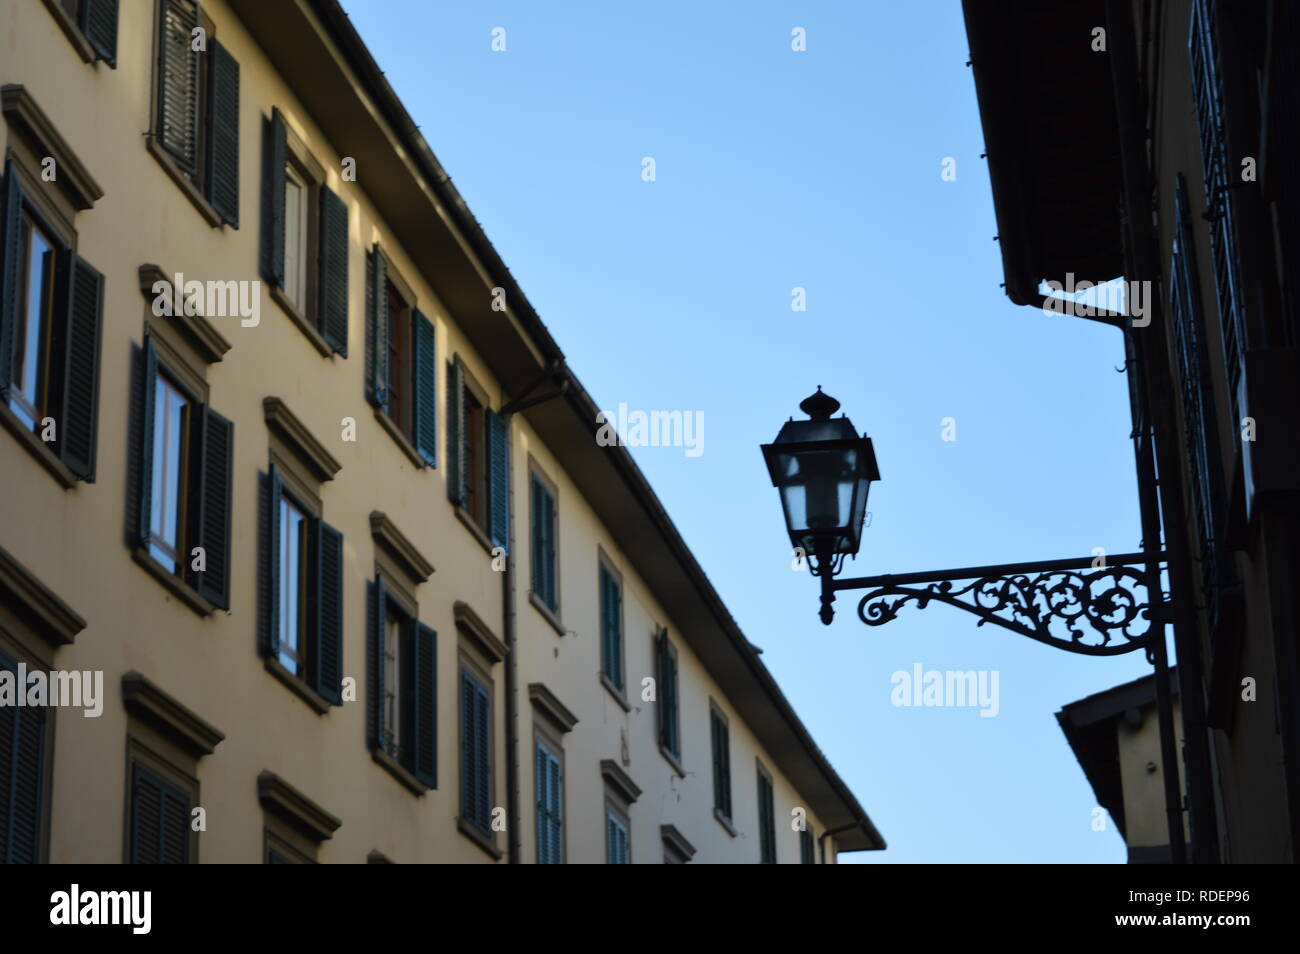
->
855, 564, 1154, 655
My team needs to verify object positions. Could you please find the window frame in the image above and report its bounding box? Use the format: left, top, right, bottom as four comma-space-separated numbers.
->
458, 656, 497, 853
533, 726, 565, 864
604, 796, 631, 865
124, 738, 199, 865
710, 701, 734, 830
597, 550, 626, 704
757, 760, 777, 864
528, 460, 562, 628
656, 627, 682, 771
147, 0, 231, 228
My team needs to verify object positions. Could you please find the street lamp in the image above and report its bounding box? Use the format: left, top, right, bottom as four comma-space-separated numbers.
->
762, 387, 1186, 860
761, 387, 879, 624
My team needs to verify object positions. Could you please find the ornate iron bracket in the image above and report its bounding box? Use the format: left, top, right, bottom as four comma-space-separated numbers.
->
826, 552, 1164, 656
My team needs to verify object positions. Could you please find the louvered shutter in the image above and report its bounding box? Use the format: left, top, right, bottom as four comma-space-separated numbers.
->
261, 464, 282, 658
131, 765, 191, 864
461, 671, 476, 824
80, 0, 119, 67
370, 576, 388, 749
546, 749, 562, 863
130, 765, 162, 864
137, 338, 160, 546
474, 679, 490, 830
187, 406, 233, 608
157, 0, 200, 175
411, 310, 437, 465
535, 744, 548, 862
446, 358, 466, 505
206, 40, 240, 227
487, 409, 509, 549
319, 186, 349, 355
412, 623, 437, 787
366, 247, 389, 408
56, 254, 105, 481
313, 521, 344, 705
0, 162, 23, 395
259, 110, 286, 286
0, 654, 45, 864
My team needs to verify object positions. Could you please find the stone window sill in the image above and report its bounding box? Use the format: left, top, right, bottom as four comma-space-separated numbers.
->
529, 591, 565, 636
264, 656, 331, 715
146, 137, 224, 229
371, 747, 429, 797
131, 547, 215, 618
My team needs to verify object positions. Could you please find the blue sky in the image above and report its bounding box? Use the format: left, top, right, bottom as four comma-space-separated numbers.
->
343, 0, 1152, 862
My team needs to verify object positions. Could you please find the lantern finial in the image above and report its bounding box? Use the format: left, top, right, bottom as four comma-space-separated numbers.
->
799, 387, 840, 421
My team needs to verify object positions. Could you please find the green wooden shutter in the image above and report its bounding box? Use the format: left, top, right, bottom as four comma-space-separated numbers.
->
259, 110, 286, 286
535, 743, 548, 862
193, 406, 233, 609
137, 338, 160, 546
80, 0, 119, 67
801, 826, 815, 864
319, 185, 349, 356
475, 679, 490, 830
370, 575, 388, 749
156, 0, 199, 175
313, 521, 344, 705
547, 749, 562, 863
261, 464, 282, 658
0, 653, 46, 864
462, 671, 490, 832
130, 765, 162, 864
446, 358, 466, 506
130, 765, 190, 864
206, 40, 240, 227
411, 310, 437, 465
366, 247, 389, 407
487, 409, 509, 549
54, 254, 105, 481
460, 671, 476, 824
412, 623, 437, 787
0, 162, 23, 395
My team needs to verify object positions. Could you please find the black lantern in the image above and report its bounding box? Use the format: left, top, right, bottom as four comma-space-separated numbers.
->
762, 387, 880, 580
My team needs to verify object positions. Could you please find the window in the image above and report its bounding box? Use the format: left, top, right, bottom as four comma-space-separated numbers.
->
800, 825, 816, 864
710, 704, 732, 822
599, 561, 624, 694
367, 575, 437, 790
656, 627, 680, 762
260, 463, 343, 703
606, 808, 630, 864
367, 246, 436, 463
447, 356, 508, 546
0, 650, 48, 863
1189, 0, 1248, 422
42, 0, 118, 66
460, 667, 493, 835
530, 470, 558, 613
529, 683, 576, 864
129, 764, 191, 864
261, 109, 348, 355
535, 738, 563, 864
600, 759, 640, 864
757, 764, 776, 864
0, 159, 105, 482
135, 336, 233, 610
1170, 174, 1229, 626
152, 0, 240, 227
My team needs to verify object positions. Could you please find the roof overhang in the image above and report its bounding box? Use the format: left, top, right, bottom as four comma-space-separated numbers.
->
230, 0, 884, 852
1056, 671, 1179, 841
962, 0, 1126, 305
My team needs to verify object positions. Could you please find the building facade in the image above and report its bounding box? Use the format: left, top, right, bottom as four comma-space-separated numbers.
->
965, 0, 1300, 862
0, 0, 883, 863
1058, 673, 1189, 863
